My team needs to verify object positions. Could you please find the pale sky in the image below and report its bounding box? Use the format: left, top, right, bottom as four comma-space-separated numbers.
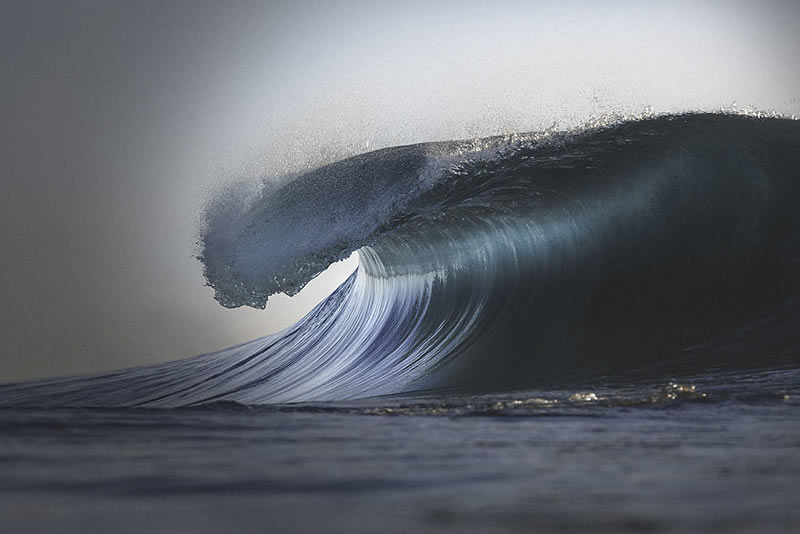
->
1, 0, 798, 380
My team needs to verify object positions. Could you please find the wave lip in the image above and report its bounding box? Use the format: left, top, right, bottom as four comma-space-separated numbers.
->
3, 113, 800, 407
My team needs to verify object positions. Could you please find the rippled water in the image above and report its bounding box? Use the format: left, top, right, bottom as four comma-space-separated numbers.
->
1, 368, 798, 533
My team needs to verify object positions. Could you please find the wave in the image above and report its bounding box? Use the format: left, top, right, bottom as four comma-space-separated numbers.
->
2, 113, 800, 407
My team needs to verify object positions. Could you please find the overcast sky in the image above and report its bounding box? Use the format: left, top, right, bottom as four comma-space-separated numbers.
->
1, 0, 798, 381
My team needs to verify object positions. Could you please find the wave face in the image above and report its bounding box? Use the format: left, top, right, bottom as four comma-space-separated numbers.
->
3, 113, 800, 407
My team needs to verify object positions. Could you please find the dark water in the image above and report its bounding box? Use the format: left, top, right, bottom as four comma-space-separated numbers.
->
2, 368, 799, 533
3, 113, 800, 407
2, 114, 800, 531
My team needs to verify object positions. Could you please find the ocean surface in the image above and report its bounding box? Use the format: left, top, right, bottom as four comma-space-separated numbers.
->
1, 113, 799, 531
2, 370, 799, 533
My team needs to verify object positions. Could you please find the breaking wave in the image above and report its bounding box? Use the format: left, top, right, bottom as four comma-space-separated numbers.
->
3, 113, 800, 407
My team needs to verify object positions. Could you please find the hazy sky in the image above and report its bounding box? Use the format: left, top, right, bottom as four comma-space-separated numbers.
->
1, 0, 798, 380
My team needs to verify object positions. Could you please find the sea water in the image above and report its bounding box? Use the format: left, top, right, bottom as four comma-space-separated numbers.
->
2, 368, 798, 533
